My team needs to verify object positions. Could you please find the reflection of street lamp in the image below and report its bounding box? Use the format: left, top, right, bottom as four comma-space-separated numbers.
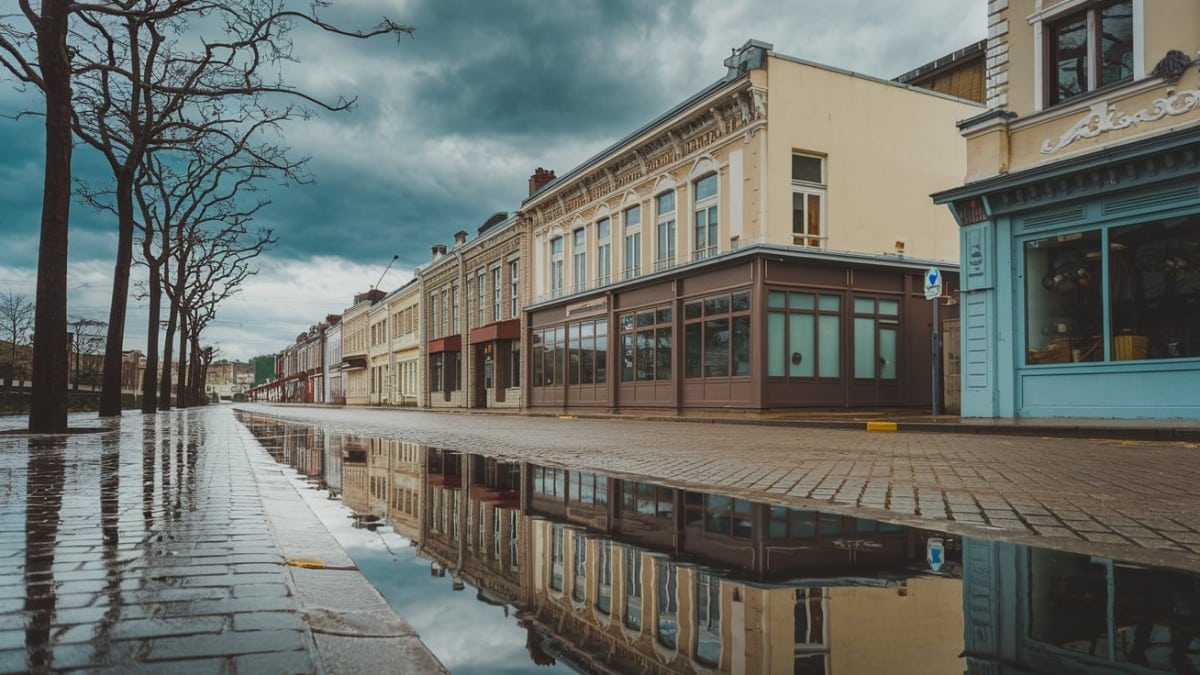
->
372, 254, 400, 291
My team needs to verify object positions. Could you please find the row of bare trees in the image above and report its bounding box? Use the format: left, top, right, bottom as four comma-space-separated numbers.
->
1, 2, 411, 432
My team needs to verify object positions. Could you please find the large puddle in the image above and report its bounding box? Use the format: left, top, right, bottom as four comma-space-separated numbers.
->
238, 412, 1200, 674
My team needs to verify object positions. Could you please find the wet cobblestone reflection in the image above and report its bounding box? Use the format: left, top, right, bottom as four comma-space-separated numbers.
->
0, 409, 315, 673
239, 411, 1200, 674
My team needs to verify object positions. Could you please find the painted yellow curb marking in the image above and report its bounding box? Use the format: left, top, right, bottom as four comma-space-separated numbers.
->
286, 558, 328, 569
866, 421, 898, 432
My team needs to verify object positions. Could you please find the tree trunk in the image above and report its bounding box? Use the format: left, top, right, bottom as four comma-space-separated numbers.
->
99, 170, 135, 417
28, 0, 73, 434
175, 314, 188, 408
159, 300, 176, 410
141, 261, 161, 413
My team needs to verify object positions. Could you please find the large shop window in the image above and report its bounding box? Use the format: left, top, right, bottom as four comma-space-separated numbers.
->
767, 290, 840, 378
620, 306, 672, 382
684, 290, 752, 378
532, 319, 607, 387
1046, 1, 1133, 106
1025, 216, 1200, 365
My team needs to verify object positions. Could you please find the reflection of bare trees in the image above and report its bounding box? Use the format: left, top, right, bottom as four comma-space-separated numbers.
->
23, 436, 66, 670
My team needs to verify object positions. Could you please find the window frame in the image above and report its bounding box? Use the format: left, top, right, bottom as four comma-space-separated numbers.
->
623, 205, 642, 280
792, 153, 827, 248
1041, 0, 1135, 107
692, 173, 719, 261
655, 191, 677, 271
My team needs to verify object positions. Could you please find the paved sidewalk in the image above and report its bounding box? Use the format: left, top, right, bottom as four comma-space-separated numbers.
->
242, 403, 1200, 572
0, 408, 445, 674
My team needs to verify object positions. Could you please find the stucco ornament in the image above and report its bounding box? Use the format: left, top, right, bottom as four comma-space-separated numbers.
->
1041, 89, 1200, 154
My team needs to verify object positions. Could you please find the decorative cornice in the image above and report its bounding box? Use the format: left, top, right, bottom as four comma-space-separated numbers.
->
1041, 88, 1200, 154
526, 83, 763, 230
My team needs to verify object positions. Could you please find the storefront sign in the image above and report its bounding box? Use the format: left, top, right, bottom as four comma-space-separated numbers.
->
565, 298, 607, 318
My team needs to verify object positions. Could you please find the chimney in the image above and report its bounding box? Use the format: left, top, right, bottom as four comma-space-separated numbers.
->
431, 243, 447, 260
528, 167, 556, 196
453, 230, 468, 247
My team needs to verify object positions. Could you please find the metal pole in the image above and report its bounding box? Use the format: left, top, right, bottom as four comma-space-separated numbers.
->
932, 298, 941, 416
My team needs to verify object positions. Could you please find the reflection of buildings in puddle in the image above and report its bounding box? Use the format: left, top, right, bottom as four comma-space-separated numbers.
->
966, 539, 1200, 674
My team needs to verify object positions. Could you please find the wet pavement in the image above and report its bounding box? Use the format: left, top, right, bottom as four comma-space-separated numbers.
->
0, 408, 444, 674
237, 403, 1200, 571
236, 409, 1200, 674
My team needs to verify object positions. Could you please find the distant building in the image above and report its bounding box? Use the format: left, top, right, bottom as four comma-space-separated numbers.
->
893, 40, 987, 103
253, 354, 276, 386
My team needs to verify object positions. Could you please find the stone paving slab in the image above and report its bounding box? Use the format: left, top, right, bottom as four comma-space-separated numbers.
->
0, 408, 446, 674
240, 403, 1200, 572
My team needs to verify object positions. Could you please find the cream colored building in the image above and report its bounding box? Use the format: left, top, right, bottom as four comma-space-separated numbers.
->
386, 279, 422, 407
524, 40, 981, 413
934, 0, 1200, 418
338, 290, 381, 406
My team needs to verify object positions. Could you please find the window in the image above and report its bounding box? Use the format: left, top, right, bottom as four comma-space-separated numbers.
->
624, 206, 642, 280
451, 285, 459, 334
550, 236, 564, 298
695, 573, 721, 667
655, 559, 678, 649
1046, 1, 1133, 106
768, 290, 840, 378
532, 325, 566, 387
509, 261, 519, 319
794, 588, 829, 673
571, 228, 587, 293
693, 174, 718, 260
551, 526, 564, 592
430, 353, 444, 392
684, 290, 751, 378
567, 471, 608, 506
476, 268, 486, 326
684, 492, 753, 538
596, 218, 612, 286
655, 191, 676, 271
572, 535, 587, 603
441, 288, 449, 337
624, 550, 642, 631
510, 344, 521, 388
492, 266, 502, 322
792, 154, 825, 247
564, 318, 607, 387
623, 481, 674, 520
1025, 215, 1200, 364
596, 541, 612, 615
429, 291, 440, 339
853, 297, 899, 380
619, 306, 672, 382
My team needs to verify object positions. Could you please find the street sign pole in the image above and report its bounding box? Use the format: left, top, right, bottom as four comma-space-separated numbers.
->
924, 268, 943, 417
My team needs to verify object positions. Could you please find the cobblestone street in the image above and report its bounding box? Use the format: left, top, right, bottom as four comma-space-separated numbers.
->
241, 404, 1200, 571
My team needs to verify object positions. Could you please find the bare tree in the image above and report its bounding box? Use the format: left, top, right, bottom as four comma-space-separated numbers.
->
67, 317, 106, 391
0, 1, 74, 432
0, 292, 35, 391
1, 1, 412, 428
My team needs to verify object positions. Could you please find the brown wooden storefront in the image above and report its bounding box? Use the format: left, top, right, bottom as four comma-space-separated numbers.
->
526, 246, 956, 413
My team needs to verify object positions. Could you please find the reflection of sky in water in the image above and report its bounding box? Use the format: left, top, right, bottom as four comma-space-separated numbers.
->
295, 480, 575, 675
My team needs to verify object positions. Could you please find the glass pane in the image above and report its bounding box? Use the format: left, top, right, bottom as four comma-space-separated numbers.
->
789, 313, 815, 377
581, 337, 594, 385
656, 307, 672, 324
792, 193, 808, 236
768, 290, 787, 309
596, 330, 608, 384
655, 191, 674, 215
732, 291, 751, 312
806, 194, 821, 236
790, 511, 816, 538
1051, 15, 1087, 102
598, 218, 611, 238
819, 294, 840, 312
685, 324, 702, 378
1025, 230, 1103, 365
1110, 216, 1200, 360
854, 297, 874, 314
790, 292, 815, 310
705, 296, 729, 316
621, 333, 634, 382
879, 328, 897, 380
818, 513, 843, 536
695, 174, 718, 201
818, 314, 840, 378
1099, 2, 1133, 87
636, 330, 654, 381
620, 313, 634, 331
704, 319, 730, 377
854, 317, 875, 378
656, 328, 672, 380
878, 299, 898, 316
792, 154, 822, 183
684, 301, 702, 320
732, 316, 751, 376
636, 310, 655, 328
625, 205, 641, 227
768, 313, 786, 377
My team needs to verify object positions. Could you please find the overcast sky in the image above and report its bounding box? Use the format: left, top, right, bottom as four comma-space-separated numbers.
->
0, 0, 985, 362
